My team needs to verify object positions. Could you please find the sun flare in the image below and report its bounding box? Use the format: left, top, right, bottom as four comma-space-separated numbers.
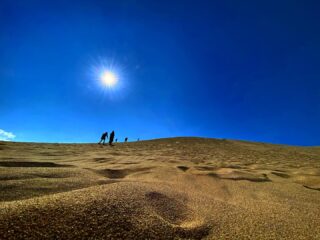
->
101, 71, 117, 87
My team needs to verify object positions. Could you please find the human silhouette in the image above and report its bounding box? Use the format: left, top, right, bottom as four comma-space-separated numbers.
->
98, 132, 108, 145
125, 137, 128, 142
137, 138, 140, 141
109, 130, 115, 146
115, 139, 118, 143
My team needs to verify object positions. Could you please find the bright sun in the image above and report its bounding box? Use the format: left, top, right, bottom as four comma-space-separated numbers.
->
101, 71, 117, 87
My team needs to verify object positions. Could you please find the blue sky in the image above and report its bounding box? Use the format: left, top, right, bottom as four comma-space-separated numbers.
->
1, 0, 319, 145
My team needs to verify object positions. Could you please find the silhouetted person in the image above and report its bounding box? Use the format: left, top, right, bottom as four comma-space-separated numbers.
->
98, 132, 108, 145
115, 139, 118, 143
109, 130, 115, 146
125, 137, 128, 142
137, 138, 140, 141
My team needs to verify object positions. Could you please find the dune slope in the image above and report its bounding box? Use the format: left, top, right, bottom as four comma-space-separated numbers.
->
0, 138, 320, 239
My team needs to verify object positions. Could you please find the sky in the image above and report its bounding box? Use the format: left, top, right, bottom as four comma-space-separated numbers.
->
0, 0, 319, 145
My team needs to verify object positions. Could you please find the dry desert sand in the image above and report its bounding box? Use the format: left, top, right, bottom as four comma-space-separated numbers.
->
0, 137, 320, 239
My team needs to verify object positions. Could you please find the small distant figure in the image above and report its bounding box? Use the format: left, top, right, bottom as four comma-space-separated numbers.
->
109, 130, 115, 146
98, 132, 108, 145
115, 138, 118, 143
125, 137, 128, 142
137, 138, 140, 141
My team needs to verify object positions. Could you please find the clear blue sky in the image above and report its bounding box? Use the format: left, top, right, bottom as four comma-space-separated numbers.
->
1, 0, 319, 145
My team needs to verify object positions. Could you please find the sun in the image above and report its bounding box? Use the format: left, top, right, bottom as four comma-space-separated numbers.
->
100, 71, 117, 87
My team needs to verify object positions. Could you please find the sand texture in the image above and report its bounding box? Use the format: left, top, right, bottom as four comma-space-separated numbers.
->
0, 138, 320, 239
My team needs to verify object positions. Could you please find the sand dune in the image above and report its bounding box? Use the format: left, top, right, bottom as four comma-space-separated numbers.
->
0, 138, 320, 239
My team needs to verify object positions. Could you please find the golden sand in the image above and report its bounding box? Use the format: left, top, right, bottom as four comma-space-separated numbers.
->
0, 138, 319, 239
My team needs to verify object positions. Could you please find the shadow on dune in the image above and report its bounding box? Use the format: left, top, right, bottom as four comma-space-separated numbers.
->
177, 166, 189, 172
94, 167, 154, 179
208, 172, 271, 182
0, 161, 73, 168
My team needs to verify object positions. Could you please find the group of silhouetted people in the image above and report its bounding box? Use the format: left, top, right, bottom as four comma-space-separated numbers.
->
98, 131, 115, 146
98, 131, 129, 146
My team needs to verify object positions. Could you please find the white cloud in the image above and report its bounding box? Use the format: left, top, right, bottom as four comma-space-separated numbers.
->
0, 129, 16, 141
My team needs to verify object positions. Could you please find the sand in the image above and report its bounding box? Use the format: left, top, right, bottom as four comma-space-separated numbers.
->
0, 137, 319, 239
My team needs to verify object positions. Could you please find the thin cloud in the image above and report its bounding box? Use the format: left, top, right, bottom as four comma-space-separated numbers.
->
0, 129, 16, 141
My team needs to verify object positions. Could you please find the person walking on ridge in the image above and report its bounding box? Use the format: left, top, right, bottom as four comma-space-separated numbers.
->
109, 130, 115, 146
98, 132, 108, 145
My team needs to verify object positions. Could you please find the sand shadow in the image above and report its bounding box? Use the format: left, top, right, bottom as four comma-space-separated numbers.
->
271, 171, 291, 178
177, 166, 189, 172
207, 171, 271, 182
95, 167, 153, 179
0, 161, 73, 168
93, 157, 113, 163
195, 166, 217, 171
303, 185, 320, 191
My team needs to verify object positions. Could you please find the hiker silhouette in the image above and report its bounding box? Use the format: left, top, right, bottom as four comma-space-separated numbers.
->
109, 131, 115, 146
98, 132, 108, 145
125, 137, 128, 142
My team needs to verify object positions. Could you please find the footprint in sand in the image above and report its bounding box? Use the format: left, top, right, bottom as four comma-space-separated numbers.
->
145, 191, 211, 239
